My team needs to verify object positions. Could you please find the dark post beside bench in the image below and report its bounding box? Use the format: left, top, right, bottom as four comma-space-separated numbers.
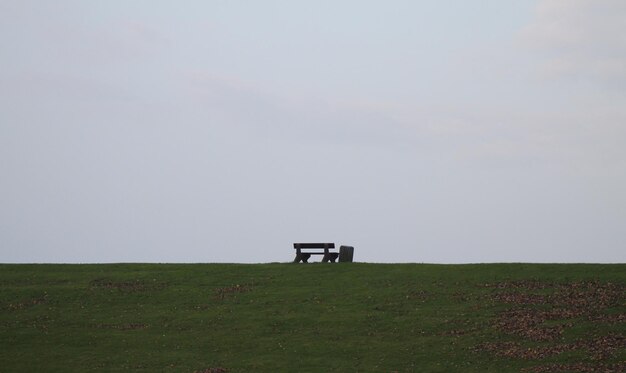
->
293, 243, 339, 263
338, 245, 354, 263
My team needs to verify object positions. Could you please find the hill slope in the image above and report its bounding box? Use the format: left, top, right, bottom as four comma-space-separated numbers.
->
0, 263, 624, 372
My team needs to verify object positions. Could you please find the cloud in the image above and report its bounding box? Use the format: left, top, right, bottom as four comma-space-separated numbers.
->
521, 0, 626, 84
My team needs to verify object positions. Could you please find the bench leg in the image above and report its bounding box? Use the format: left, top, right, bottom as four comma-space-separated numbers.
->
322, 247, 331, 263
322, 253, 339, 263
293, 248, 304, 263
293, 253, 312, 263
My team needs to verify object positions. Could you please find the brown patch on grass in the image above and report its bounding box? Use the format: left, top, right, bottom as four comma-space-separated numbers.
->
482, 280, 553, 290
573, 334, 626, 360
475, 334, 625, 360
89, 279, 167, 292
474, 341, 571, 359
588, 313, 626, 323
491, 292, 548, 305
522, 362, 626, 372
487, 281, 625, 341
475, 280, 626, 366
214, 284, 252, 300
493, 308, 572, 341
5, 294, 48, 311
95, 323, 148, 330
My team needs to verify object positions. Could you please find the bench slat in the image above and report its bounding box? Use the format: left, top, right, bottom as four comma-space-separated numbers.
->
293, 243, 335, 249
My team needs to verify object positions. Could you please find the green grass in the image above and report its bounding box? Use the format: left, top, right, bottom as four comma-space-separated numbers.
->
0, 263, 624, 372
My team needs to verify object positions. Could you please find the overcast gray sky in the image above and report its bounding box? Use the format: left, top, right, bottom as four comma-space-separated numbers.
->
1, 0, 625, 263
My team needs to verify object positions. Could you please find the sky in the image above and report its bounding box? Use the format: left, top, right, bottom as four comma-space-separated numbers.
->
1, 0, 625, 263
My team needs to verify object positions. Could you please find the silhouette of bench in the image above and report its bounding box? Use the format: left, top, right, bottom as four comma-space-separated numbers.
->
293, 243, 338, 263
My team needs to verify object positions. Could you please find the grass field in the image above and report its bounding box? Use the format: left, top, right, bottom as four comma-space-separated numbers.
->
0, 263, 624, 372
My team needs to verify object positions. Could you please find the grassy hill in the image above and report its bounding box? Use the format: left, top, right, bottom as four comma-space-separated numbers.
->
0, 263, 624, 372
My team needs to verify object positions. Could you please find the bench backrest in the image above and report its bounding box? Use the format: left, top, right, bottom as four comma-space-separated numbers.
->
293, 243, 335, 249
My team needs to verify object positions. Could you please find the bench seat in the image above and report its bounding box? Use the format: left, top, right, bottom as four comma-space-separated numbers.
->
293, 243, 338, 263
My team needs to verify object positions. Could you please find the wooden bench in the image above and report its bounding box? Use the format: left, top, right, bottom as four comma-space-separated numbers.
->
293, 243, 339, 263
